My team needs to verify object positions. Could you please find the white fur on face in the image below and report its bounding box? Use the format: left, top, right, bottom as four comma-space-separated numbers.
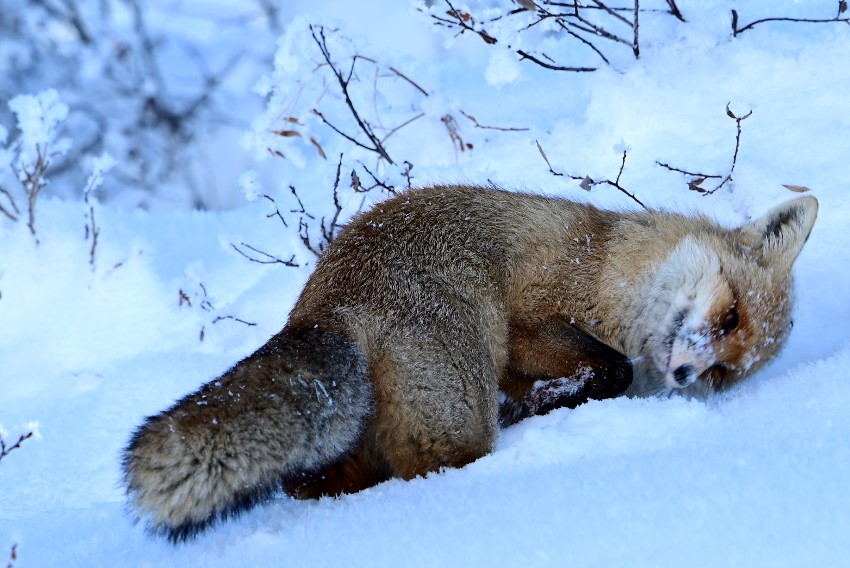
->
645, 237, 729, 391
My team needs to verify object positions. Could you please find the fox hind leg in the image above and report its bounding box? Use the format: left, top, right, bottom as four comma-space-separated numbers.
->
371, 331, 501, 479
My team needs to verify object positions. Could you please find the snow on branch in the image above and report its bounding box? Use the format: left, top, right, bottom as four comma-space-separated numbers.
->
1, 90, 71, 241
83, 153, 116, 269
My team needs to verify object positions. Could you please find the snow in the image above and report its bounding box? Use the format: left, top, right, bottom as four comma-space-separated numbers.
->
2, 1, 850, 566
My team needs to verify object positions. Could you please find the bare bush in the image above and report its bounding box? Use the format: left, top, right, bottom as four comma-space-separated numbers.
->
0, 0, 280, 208
425, 0, 685, 73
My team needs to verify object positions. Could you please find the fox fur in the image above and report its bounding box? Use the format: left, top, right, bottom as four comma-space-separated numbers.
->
123, 185, 817, 540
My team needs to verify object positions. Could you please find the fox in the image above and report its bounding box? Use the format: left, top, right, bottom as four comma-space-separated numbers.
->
123, 185, 817, 540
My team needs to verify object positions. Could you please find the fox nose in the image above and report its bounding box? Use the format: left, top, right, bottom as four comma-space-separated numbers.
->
673, 364, 695, 386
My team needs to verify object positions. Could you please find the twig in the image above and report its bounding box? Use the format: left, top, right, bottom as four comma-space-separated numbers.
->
212, 315, 257, 327
536, 140, 646, 209
430, 1, 691, 72
381, 112, 426, 145
441, 114, 471, 156
309, 25, 394, 164
666, 0, 686, 22
388, 66, 430, 96
459, 110, 530, 132
356, 161, 398, 194
0, 431, 33, 464
261, 193, 288, 227
7, 543, 17, 568
231, 243, 299, 267
633, 0, 640, 58
442, 0, 498, 44
597, 151, 646, 208
516, 50, 596, 72
708, 104, 752, 194
82, 174, 99, 269
18, 144, 51, 241
657, 103, 752, 195
732, 4, 850, 36
321, 153, 345, 246
0, 186, 19, 222
401, 161, 415, 190
198, 283, 214, 311
289, 156, 346, 257
655, 163, 722, 179
288, 185, 314, 219
535, 140, 565, 177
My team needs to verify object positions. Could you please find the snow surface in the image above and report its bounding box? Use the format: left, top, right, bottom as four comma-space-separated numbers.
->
2, 1, 850, 566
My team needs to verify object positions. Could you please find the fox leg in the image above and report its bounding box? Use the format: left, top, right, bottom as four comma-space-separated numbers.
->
370, 331, 502, 480
499, 316, 633, 426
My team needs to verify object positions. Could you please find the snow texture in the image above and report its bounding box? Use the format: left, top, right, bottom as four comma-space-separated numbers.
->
2, 1, 850, 566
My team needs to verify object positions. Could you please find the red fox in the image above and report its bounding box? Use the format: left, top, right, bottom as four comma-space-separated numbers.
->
123, 185, 817, 540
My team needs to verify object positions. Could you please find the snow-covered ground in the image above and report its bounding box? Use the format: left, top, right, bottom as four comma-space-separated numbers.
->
2, 1, 850, 566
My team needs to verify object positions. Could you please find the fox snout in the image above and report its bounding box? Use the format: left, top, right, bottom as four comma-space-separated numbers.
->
652, 315, 718, 391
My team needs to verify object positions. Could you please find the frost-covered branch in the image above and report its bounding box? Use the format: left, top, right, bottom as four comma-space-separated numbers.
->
0, 90, 71, 241
82, 154, 116, 268
2, 0, 281, 208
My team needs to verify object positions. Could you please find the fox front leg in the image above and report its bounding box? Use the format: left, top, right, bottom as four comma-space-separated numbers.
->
499, 317, 632, 427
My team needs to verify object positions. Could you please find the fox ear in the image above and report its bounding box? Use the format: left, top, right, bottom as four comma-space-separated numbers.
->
740, 196, 818, 269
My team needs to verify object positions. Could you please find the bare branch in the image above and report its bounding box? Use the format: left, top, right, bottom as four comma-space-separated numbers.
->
442, 0, 499, 44
0, 186, 20, 222
656, 162, 722, 179
356, 161, 398, 194
381, 112, 426, 145
388, 66, 430, 97
460, 110, 530, 132
535, 140, 565, 177
536, 140, 646, 209
658, 104, 752, 196
7, 542, 17, 568
732, 6, 850, 36
260, 194, 288, 227
516, 49, 597, 72
0, 430, 33, 464
212, 315, 257, 327
231, 242, 299, 267
309, 25, 394, 164
666, 0, 686, 22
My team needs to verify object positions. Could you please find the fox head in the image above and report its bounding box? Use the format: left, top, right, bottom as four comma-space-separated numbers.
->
632, 196, 818, 397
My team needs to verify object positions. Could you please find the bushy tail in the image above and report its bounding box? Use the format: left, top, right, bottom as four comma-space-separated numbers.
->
122, 325, 371, 541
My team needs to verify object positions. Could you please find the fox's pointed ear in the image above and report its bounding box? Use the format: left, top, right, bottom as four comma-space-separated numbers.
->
739, 196, 818, 269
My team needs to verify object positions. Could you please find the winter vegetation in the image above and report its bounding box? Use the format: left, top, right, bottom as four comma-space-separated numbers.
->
2, 0, 850, 566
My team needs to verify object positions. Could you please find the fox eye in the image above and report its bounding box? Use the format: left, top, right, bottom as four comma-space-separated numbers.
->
720, 306, 739, 336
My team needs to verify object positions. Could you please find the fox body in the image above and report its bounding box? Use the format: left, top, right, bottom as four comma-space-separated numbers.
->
124, 185, 817, 539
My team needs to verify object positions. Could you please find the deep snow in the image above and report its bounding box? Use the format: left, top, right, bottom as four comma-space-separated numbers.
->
2, 1, 850, 566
